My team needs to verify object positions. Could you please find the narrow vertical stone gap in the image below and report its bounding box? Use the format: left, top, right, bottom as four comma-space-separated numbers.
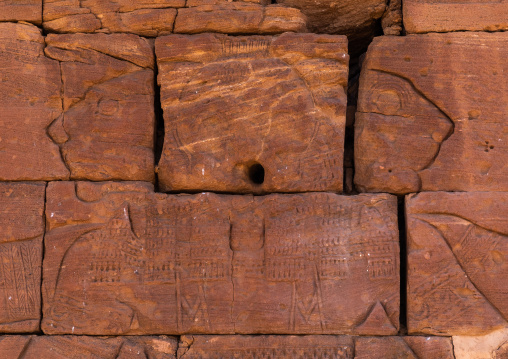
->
153, 46, 164, 192
39, 181, 48, 335
397, 194, 408, 334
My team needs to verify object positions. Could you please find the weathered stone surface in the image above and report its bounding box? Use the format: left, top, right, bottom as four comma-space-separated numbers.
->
43, 181, 398, 335
0, 335, 177, 358
178, 335, 354, 358
355, 33, 508, 194
0, 183, 45, 333
355, 336, 454, 359
0, 0, 41, 24
0, 23, 68, 181
43, 0, 306, 35
156, 33, 348, 193
45, 33, 155, 182
275, 0, 401, 54
407, 192, 508, 336
453, 327, 508, 359
404, 0, 508, 34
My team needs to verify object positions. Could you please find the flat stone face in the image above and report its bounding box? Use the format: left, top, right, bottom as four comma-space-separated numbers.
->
178, 335, 354, 358
355, 33, 508, 194
404, 0, 508, 33
156, 33, 348, 193
355, 336, 454, 359
45, 33, 155, 182
0, 335, 177, 358
0, 0, 41, 24
43, 182, 399, 335
407, 192, 508, 336
0, 23, 68, 181
43, 0, 306, 35
0, 183, 45, 332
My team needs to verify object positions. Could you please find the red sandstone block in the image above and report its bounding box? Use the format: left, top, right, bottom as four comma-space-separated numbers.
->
355, 33, 508, 194
0, 335, 177, 358
177, 335, 354, 358
407, 192, 508, 335
355, 336, 454, 359
44, 33, 155, 182
156, 33, 348, 193
42, 181, 399, 335
404, 0, 508, 34
0, 183, 45, 333
42, 0, 306, 35
0, 0, 41, 24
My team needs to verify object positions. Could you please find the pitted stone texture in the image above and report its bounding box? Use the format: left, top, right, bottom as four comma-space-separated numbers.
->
0, 23, 67, 181
355, 33, 508, 194
407, 192, 508, 336
156, 33, 348, 193
43, 182, 398, 335
43, 0, 306, 36
45, 33, 155, 182
404, 0, 508, 34
0, 183, 45, 333
178, 335, 354, 358
355, 336, 454, 359
0, 0, 41, 24
0, 335, 177, 358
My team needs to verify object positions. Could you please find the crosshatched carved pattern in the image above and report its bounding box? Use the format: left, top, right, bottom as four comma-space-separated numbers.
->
42, 182, 399, 335
156, 33, 348, 193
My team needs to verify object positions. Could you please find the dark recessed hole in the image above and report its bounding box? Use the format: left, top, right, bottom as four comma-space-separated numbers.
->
490, 145, 494, 149
248, 163, 265, 185
388, 169, 393, 173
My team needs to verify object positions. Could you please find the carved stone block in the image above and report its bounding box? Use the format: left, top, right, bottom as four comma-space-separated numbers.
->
43, 0, 306, 35
404, 0, 508, 33
0, 335, 177, 358
43, 182, 399, 335
0, 0, 41, 24
407, 192, 508, 335
178, 335, 354, 358
355, 33, 508, 194
0, 183, 45, 332
44, 33, 155, 182
156, 33, 348, 193
355, 336, 454, 359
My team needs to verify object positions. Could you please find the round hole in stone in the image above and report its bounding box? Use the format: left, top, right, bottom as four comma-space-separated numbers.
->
248, 163, 265, 185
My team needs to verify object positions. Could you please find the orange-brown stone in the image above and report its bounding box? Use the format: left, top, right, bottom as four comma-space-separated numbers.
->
156, 33, 348, 193
0, 183, 45, 332
43, 182, 399, 335
407, 192, 508, 335
355, 33, 508, 194
0, 0, 41, 24
355, 336, 454, 358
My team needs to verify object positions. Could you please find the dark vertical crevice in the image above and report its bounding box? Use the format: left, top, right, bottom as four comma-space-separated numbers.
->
153, 45, 164, 193
398, 194, 408, 334
39, 182, 48, 334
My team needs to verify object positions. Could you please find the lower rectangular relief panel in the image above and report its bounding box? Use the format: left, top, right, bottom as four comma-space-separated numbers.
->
407, 192, 508, 335
42, 181, 399, 335
0, 335, 177, 358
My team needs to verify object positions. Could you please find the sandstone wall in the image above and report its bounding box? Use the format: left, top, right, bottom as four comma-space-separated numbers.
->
0, 0, 506, 358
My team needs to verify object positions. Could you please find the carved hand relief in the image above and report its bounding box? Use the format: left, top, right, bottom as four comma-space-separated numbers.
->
407, 192, 508, 335
42, 0, 306, 36
156, 33, 349, 193
355, 33, 508, 194
42, 182, 399, 335
0, 183, 45, 333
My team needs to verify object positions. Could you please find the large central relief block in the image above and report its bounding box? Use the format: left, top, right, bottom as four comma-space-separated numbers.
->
42, 182, 399, 335
156, 33, 348, 193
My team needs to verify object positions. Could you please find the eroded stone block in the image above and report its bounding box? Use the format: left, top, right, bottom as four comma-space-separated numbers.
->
355, 33, 508, 194
45, 33, 155, 182
156, 33, 348, 193
0, 335, 177, 358
178, 335, 354, 358
355, 336, 454, 359
43, 0, 306, 35
0, 0, 41, 24
43, 182, 398, 335
0, 183, 45, 332
404, 0, 508, 34
407, 192, 508, 335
